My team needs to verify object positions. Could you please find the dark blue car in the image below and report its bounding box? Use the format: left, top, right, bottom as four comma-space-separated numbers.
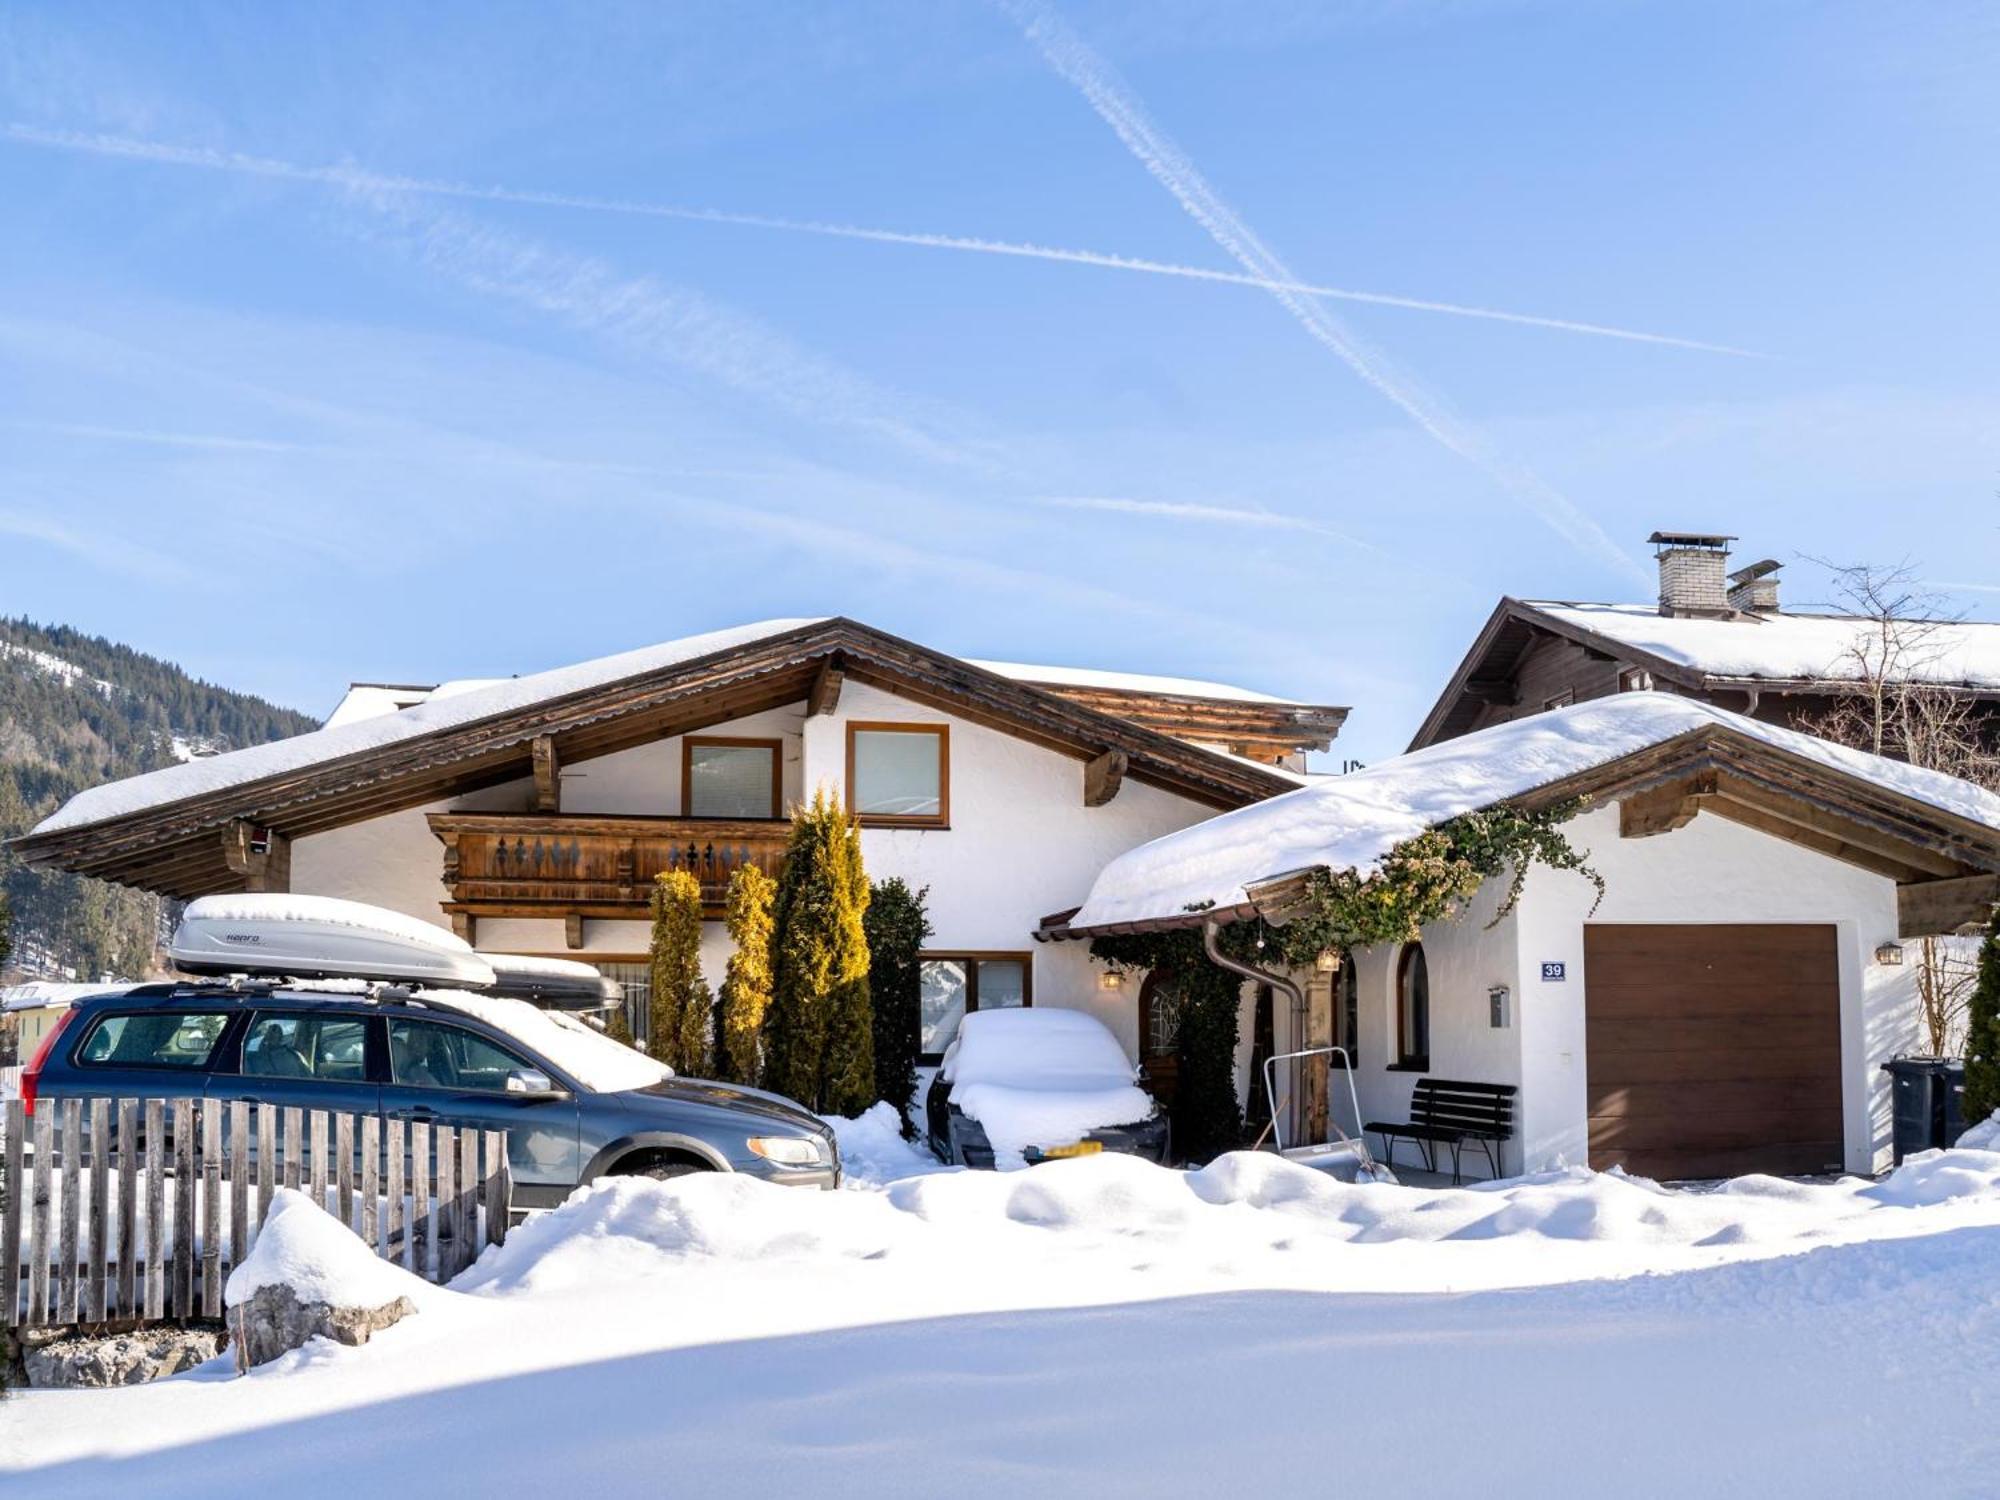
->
25, 982, 839, 1206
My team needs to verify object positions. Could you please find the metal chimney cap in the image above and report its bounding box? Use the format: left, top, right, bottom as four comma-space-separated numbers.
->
1647, 530, 1736, 550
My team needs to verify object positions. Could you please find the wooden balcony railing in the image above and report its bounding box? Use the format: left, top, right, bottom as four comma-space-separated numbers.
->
427, 813, 788, 924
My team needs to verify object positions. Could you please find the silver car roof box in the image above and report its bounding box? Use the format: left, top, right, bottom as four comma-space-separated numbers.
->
171, 895, 498, 990
477, 952, 623, 1011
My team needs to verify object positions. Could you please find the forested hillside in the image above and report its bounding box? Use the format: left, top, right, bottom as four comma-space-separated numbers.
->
0, 617, 317, 982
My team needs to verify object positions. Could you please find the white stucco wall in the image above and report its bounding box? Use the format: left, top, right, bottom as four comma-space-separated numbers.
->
1295, 803, 1907, 1180
291, 681, 1219, 1057
1511, 803, 1903, 1176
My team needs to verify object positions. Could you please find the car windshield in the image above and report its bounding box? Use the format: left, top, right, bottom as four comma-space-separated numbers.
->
414, 991, 670, 1094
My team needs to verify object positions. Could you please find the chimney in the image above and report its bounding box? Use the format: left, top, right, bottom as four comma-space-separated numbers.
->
1648, 530, 1735, 617
1726, 558, 1782, 614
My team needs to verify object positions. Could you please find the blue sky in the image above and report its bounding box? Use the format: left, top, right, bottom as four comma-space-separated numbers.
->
2, 1, 1996, 763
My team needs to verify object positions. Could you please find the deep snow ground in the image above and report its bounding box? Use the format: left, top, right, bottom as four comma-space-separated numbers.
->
11, 1136, 2000, 1499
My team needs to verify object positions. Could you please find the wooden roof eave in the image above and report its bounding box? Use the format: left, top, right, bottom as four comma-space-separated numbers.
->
9, 618, 1301, 891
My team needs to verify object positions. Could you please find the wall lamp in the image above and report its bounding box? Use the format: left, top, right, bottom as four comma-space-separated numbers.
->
1097, 970, 1124, 991
1874, 942, 1905, 967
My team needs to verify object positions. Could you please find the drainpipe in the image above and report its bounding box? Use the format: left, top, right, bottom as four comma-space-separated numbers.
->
1203, 917, 1309, 1137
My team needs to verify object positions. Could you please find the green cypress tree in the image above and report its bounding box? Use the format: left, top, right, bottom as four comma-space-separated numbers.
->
647, 870, 711, 1074
0, 884, 11, 974
1962, 905, 2000, 1126
864, 878, 930, 1136
717, 864, 776, 1085
764, 790, 874, 1113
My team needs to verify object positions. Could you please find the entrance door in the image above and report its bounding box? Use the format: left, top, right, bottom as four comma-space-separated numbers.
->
1584, 924, 1844, 1180
1136, 971, 1182, 1108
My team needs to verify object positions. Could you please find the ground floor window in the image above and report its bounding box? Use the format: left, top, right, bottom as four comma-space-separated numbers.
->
919, 952, 1030, 1061
591, 960, 652, 1041
1395, 943, 1430, 1070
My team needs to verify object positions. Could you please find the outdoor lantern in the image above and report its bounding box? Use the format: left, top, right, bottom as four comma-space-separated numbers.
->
1488, 984, 1511, 1028
1098, 970, 1123, 991
1875, 942, 1906, 966
1315, 950, 1340, 973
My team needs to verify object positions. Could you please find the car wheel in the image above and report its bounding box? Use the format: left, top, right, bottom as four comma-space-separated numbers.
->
637, 1161, 704, 1181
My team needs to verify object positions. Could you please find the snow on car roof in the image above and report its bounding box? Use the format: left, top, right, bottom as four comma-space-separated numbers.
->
34, 619, 826, 834
943, 1007, 1140, 1091
1532, 602, 2000, 688
1068, 691, 2000, 932
416, 990, 670, 1095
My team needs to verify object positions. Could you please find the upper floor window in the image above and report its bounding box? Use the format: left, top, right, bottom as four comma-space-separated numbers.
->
683, 736, 781, 819
847, 722, 949, 828
1395, 943, 1430, 1070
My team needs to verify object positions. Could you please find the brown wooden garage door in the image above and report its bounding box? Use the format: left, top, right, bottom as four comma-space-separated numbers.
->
1584, 924, 1844, 1180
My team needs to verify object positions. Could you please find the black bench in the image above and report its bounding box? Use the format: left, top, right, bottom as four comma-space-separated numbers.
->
1366, 1079, 1516, 1184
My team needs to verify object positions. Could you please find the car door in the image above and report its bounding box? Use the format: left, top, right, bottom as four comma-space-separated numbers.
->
377, 1014, 580, 1206
59, 1005, 239, 1162
208, 1008, 383, 1185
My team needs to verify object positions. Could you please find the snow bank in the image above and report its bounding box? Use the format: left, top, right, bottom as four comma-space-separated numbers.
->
1070, 690, 2000, 931
826, 1102, 949, 1188
225, 1189, 429, 1310
1535, 602, 2000, 689
942, 1010, 1154, 1166
419, 992, 668, 1093
35, 618, 825, 834
457, 1174, 902, 1295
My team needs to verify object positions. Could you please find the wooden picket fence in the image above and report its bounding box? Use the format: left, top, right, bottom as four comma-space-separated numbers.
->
1, 1097, 511, 1331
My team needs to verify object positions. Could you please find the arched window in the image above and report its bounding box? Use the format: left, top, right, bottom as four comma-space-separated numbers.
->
1337, 953, 1359, 1066
1395, 944, 1430, 1070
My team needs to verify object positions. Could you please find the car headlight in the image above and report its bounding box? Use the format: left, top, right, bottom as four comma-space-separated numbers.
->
747, 1134, 824, 1167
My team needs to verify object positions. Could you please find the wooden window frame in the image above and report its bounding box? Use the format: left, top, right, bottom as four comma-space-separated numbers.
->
846, 721, 950, 829
1392, 942, 1430, 1072
681, 735, 783, 821
918, 950, 1031, 1062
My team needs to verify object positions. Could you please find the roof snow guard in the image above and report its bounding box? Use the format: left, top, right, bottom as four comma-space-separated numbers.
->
10, 618, 1330, 899
1048, 693, 2000, 942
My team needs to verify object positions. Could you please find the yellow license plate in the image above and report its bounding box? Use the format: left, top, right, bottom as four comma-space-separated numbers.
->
1044, 1140, 1103, 1159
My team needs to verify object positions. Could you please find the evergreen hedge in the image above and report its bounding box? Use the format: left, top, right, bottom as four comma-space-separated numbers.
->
764, 790, 874, 1115
1090, 927, 1243, 1164
864, 878, 931, 1136
717, 864, 776, 1085
1962, 906, 2000, 1125
648, 870, 712, 1073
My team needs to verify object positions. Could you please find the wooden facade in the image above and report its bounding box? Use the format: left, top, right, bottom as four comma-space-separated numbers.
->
430, 813, 790, 936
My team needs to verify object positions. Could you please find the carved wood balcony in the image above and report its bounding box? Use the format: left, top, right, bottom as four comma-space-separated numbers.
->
428, 813, 788, 924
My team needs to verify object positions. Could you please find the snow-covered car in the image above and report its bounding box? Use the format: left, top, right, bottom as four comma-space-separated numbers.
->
925, 1008, 1169, 1169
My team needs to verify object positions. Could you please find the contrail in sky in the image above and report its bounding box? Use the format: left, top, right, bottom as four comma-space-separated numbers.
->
3, 124, 1757, 359
998, 0, 1650, 584
1033, 495, 1385, 553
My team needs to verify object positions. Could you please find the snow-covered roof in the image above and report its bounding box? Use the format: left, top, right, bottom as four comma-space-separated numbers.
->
35, 620, 826, 835
1, 981, 138, 1012
1531, 603, 2000, 689
321, 658, 1295, 735
968, 659, 1295, 705
1067, 692, 2000, 933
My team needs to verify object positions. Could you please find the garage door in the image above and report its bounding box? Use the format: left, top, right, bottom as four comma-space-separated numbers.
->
1584, 924, 1844, 1180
